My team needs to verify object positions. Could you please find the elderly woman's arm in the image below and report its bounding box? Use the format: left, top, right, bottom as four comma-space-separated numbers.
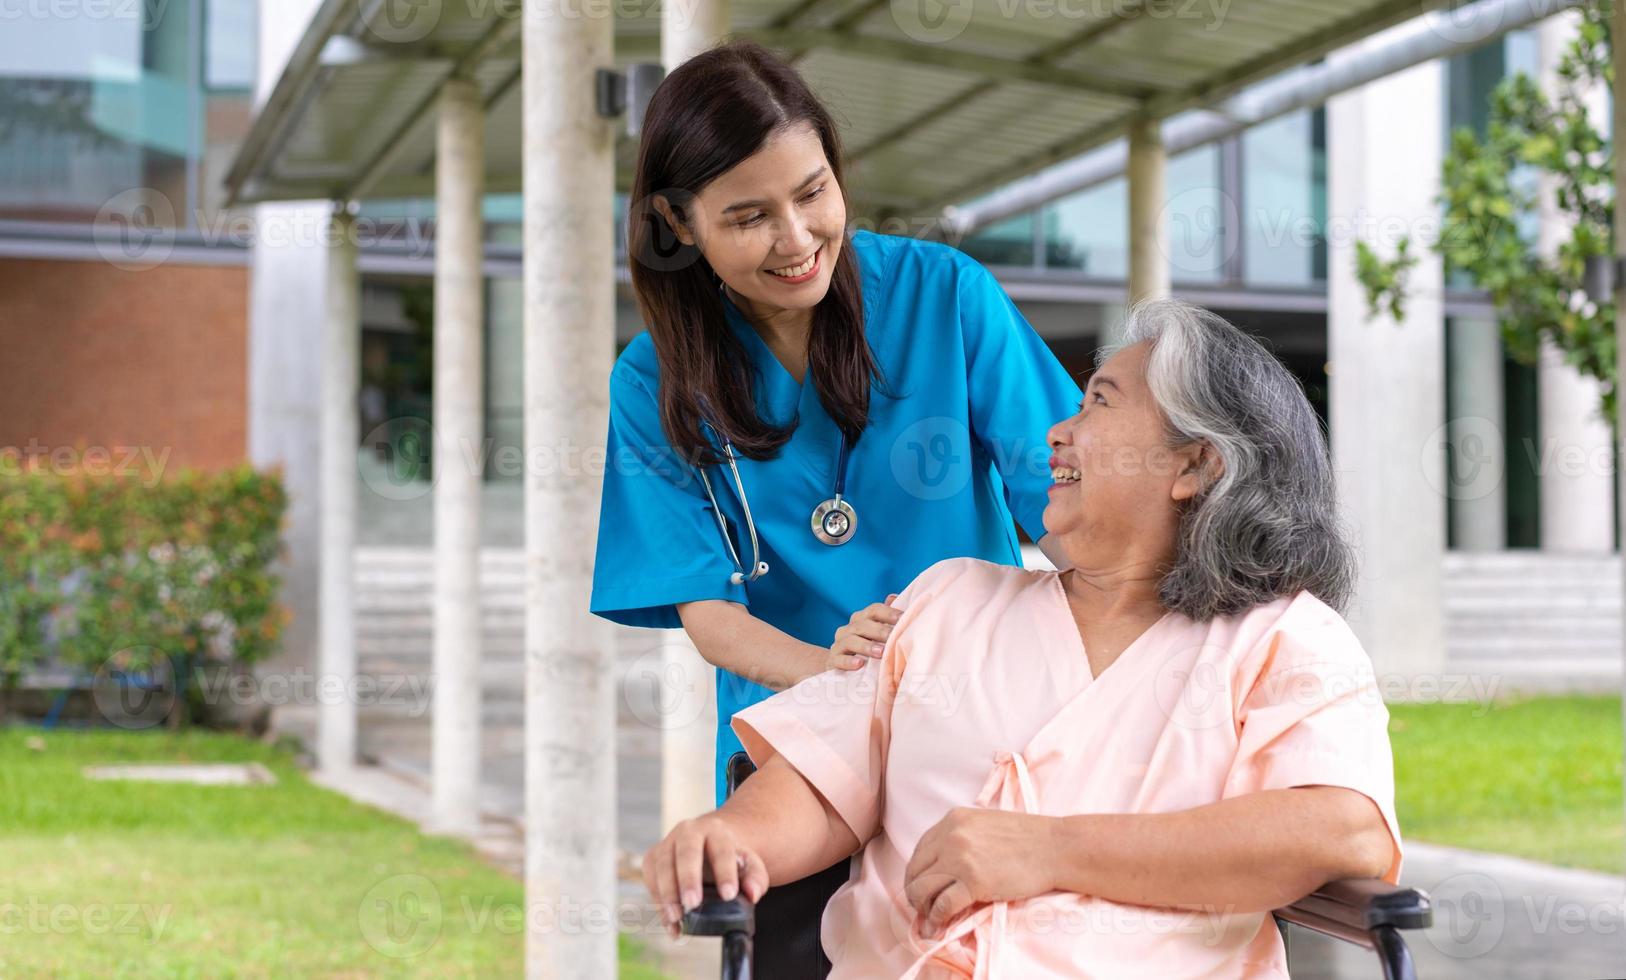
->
644, 751, 861, 937
905, 785, 1393, 936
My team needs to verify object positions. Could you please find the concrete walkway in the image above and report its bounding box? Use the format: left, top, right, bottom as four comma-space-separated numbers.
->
281, 701, 1626, 980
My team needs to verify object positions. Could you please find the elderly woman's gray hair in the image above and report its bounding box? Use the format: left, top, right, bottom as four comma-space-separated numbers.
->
1104, 299, 1356, 621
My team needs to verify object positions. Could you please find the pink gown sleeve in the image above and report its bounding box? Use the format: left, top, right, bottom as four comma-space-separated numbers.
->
730, 558, 967, 845
1223, 594, 1405, 883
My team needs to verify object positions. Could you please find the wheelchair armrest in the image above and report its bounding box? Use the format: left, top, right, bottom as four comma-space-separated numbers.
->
679, 883, 756, 937
1277, 877, 1432, 935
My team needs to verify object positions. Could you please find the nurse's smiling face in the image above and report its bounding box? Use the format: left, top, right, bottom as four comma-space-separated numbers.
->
655, 121, 847, 322
1042, 341, 1213, 568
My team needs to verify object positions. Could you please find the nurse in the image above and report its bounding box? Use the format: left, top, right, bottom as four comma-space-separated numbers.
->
589, 40, 1079, 806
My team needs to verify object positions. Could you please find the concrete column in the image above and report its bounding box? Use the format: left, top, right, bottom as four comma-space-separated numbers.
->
430, 76, 487, 836
1610, 0, 1626, 846
1538, 12, 1615, 554
1127, 117, 1169, 304
1326, 37, 1446, 683
661, 0, 728, 68
319, 206, 360, 773
523, 0, 616, 975
248, 0, 330, 708
659, 0, 730, 838
1447, 316, 1507, 551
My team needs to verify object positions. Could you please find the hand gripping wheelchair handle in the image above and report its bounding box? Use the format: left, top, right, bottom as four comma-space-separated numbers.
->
681, 885, 756, 980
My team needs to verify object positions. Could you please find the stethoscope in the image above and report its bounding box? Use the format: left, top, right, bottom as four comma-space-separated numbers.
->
696, 420, 857, 586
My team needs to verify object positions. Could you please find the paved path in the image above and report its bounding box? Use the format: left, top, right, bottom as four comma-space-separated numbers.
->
280, 701, 1626, 980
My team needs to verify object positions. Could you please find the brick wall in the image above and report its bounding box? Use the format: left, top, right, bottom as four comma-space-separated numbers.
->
0, 257, 248, 474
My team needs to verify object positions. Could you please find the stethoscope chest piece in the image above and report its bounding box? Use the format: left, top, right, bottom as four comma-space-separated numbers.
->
811, 496, 858, 546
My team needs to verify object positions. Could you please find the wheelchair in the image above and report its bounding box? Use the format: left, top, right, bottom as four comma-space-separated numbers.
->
680, 752, 1433, 980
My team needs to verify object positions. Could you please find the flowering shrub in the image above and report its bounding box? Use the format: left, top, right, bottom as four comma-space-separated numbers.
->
0, 463, 288, 689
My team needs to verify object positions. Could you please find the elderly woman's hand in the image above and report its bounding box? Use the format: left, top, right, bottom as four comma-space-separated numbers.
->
643, 812, 769, 939
902, 807, 1062, 937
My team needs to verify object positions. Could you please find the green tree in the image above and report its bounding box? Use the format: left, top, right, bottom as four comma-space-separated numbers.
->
1357, 3, 1618, 425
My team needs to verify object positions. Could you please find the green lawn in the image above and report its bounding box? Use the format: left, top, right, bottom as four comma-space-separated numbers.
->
1390, 695, 1625, 873
0, 728, 667, 979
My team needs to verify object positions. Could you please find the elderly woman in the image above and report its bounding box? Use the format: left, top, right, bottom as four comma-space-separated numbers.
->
642, 300, 1403, 978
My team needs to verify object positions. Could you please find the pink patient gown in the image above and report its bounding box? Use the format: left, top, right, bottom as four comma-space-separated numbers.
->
731, 557, 1403, 980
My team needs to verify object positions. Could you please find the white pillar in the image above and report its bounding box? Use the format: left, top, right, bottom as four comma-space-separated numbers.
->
1127, 117, 1169, 304
319, 206, 360, 773
248, 0, 330, 699
1447, 316, 1507, 551
1611, 0, 1626, 852
523, 0, 616, 975
430, 76, 487, 837
661, 0, 728, 68
1538, 12, 1615, 554
659, 0, 730, 838
1326, 39, 1446, 683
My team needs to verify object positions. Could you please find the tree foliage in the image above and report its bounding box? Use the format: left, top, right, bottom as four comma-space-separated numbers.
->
1356, 4, 1618, 425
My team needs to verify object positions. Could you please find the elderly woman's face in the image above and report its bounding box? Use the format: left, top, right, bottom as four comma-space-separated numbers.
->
658, 121, 847, 316
1043, 341, 1206, 546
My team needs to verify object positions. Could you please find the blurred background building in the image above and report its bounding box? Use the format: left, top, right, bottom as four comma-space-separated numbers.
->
0, 1, 1616, 695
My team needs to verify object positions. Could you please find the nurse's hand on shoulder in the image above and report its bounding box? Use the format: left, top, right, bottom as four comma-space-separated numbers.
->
827, 594, 901, 672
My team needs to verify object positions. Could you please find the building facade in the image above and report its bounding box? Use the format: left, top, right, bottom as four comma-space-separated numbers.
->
0, 3, 1616, 687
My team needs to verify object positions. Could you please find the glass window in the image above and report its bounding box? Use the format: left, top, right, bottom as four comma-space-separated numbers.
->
0, 1, 212, 226
1043, 175, 1126, 278
206, 0, 258, 92
1242, 109, 1326, 287
1042, 144, 1220, 283
958, 212, 1034, 267
1163, 144, 1222, 283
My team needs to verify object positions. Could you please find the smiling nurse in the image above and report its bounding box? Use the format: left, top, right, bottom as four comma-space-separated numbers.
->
588, 39, 1081, 959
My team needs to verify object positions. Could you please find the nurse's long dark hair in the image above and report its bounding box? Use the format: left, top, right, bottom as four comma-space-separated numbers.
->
627, 40, 884, 466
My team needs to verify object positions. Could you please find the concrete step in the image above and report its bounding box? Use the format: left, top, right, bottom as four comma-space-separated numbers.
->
1441, 551, 1622, 685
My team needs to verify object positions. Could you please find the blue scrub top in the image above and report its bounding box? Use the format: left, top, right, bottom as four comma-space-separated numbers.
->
590, 229, 1082, 805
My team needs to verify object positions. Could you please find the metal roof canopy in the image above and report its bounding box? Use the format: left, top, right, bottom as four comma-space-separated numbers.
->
226, 0, 1461, 218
